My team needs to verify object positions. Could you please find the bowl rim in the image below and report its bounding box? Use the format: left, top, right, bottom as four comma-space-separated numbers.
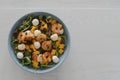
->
8, 12, 70, 74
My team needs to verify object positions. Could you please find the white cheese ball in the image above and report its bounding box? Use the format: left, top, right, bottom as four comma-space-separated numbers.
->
37, 54, 43, 62
32, 19, 39, 26
50, 34, 58, 41
60, 29, 64, 34
18, 44, 25, 50
52, 56, 59, 63
34, 30, 41, 36
17, 52, 24, 59
34, 41, 41, 49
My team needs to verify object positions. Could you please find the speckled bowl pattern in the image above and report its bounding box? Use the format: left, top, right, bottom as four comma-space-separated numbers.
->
8, 12, 70, 73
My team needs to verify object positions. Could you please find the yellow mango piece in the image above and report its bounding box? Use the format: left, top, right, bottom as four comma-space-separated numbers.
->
25, 45, 31, 52
40, 20, 46, 25
32, 60, 39, 68
30, 44, 36, 51
59, 49, 64, 54
51, 49, 56, 55
56, 41, 60, 47
41, 23, 48, 30
40, 20, 48, 30
58, 37, 62, 42
31, 26, 37, 33
49, 19, 56, 24
59, 44, 65, 49
33, 51, 40, 55
40, 20, 43, 22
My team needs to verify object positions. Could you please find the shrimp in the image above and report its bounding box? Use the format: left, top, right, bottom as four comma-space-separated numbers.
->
42, 41, 52, 51
52, 23, 63, 34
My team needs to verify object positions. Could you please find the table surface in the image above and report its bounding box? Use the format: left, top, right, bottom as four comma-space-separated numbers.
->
1, 0, 120, 80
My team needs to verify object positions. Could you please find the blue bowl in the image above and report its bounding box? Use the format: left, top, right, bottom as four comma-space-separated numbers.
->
8, 12, 70, 73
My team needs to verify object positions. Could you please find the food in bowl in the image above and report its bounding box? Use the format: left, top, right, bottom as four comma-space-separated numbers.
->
11, 13, 67, 69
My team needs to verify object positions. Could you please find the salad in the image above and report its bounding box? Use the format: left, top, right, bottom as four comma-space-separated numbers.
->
11, 15, 66, 69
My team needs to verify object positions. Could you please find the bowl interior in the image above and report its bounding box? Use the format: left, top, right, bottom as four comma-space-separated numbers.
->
8, 12, 70, 73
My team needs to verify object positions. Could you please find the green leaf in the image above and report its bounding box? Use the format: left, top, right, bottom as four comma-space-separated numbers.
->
47, 16, 52, 20
20, 59, 25, 65
21, 25, 31, 32
39, 16, 42, 20
24, 51, 31, 57
24, 57, 31, 65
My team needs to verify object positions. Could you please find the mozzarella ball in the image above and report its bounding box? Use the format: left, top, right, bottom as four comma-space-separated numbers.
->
50, 34, 58, 41
17, 52, 24, 59
60, 29, 64, 34
18, 44, 25, 50
32, 19, 39, 26
52, 56, 59, 63
37, 54, 43, 62
34, 30, 41, 36
34, 41, 41, 49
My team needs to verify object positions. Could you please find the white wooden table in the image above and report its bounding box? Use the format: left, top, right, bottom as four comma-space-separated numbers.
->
0, 0, 120, 80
